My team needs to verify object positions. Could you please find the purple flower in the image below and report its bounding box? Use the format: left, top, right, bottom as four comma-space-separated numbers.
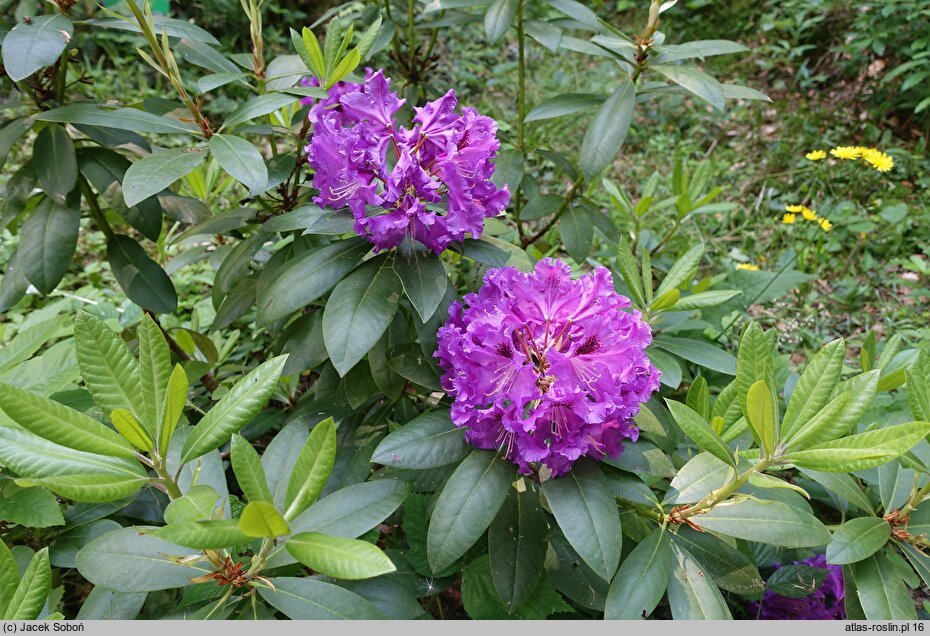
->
306, 69, 510, 254
752, 554, 846, 620
298, 71, 370, 126
434, 259, 660, 476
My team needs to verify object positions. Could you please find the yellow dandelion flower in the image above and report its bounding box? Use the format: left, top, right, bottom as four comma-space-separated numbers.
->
830, 146, 863, 160
782, 213, 797, 225
861, 147, 894, 173
801, 207, 818, 222
736, 263, 760, 271
785, 204, 806, 213
818, 218, 833, 232
805, 150, 827, 161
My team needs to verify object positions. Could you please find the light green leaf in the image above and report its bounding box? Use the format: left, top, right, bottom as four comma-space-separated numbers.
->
665, 399, 734, 467
906, 350, 930, 421
0, 426, 145, 479
111, 408, 154, 452
285, 418, 336, 520
786, 421, 930, 472
0, 382, 136, 458
485, 0, 517, 43
230, 434, 272, 503
159, 364, 188, 454
35, 104, 199, 134
220, 93, 299, 131
781, 339, 845, 439
525, 93, 605, 122
286, 532, 395, 580
163, 485, 220, 525
2, 548, 49, 620
0, 539, 17, 617
137, 314, 171, 438
656, 243, 703, 297
746, 379, 776, 454
694, 498, 831, 547
798, 469, 874, 514
668, 289, 741, 312
604, 528, 671, 619
123, 148, 207, 208
849, 553, 917, 620
787, 371, 879, 451
180, 355, 286, 464
239, 501, 290, 538
16, 474, 147, 503
669, 527, 764, 594
826, 517, 890, 565
153, 520, 250, 549
74, 312, 142, 422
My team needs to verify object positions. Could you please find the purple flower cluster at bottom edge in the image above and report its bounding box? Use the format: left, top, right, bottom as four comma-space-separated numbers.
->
752, 554, 845, 620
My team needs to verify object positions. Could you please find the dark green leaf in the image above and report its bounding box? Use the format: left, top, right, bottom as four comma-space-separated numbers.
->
488, 486, 548, 611
1, 15, 73, 82
123, 148, 207, 208
107, 235, 178, 314
605, 528, 671, 619
826, 517, 890, 565
371, 410, 468, 469
580, 79, 635, 180
33, 124, 77, 201
19, 197, 79, 294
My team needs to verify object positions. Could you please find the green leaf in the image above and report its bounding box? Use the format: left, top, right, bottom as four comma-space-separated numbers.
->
230, 434, 272, 503
285, 418, 336, 520
208, 133, 268, 195
651, 64, 725, 110
3, 548, 49, 620
111, 408, 154, 452
0, 426, 145, 480
826, 517, 890, 565
428, 450, 515, 573
1, 15, 73, 82
906, 350, 930, 421
137, 314, 170, 438
616, 239, 645, 308
686, 375, 710, 420
736, 322, 772, 419
560, 204, 594, 263
286, 533, 395, 580
746, 379, 776, 453
16, 474, 147, 503
462, 554, 570, 619
328, 48, 360, 87
393, 247, 448, 323
787, 371, 879, 451
786, 421, 930, 472
164, 485, 220, 525
485, 0, 517, 43
123, 148, 207, 208
323, 254, 402, 376
107, 234, 178, 314
656, 243, 703, 297
694, 498, 831, 547
287, 479, 410, 539
721, 83, 772, 102
525, 93, 605, 122
488, 486, 548, 611
19, 197, 79, 295
542, 460, 621, 581
159, 364, 188, 454
0, 539, 17, 617
371, 410, 468, 469
76, 526, 209, 592
258, 577, 383, 619
0, 382, 136, 458
35, 104, 199, 135
220, 93, 299, 131
849, 553, 917, 620
665, 399, 734, 467
781, 339, 845, 439
653, 336, 736, 375
239, 501, 290, 538
33, 124, 77, 201
669, 526, 764, 594
180, 355, 286, 464
0, 485, 63, 529
153, 520, 250, 549
666, 542, 731, 619
798, 469, 874, 514
604, 528, 671, 619
580, 79, 636, 180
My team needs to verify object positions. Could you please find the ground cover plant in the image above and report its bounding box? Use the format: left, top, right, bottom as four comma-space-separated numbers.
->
0, 0, 929, 621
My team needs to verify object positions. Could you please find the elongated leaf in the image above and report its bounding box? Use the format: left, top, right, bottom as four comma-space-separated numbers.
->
656, 243, 703, 297
286, 533, 395, 580
16, 474, 147, 503
0, 426, 145, 479
0, 540, 17, 617
323, 254, 402, 376
786, 421, 930, 472
152, 520, 249, 549
240, 501, 290, 538
736, 322, 771, 420
653, 336, 736, 375
230, 434, 272, 503
258, 238, 370, 325
580, 79, 635, 180
36, 104, 199, 134
137, 315, 170, 438
670, 527, 764, 594
826, 517, 890, 565
849, 553, 917, 620
428, 450, 515, 573
525, 93, 605, 122
0, 382, 135, 458
542, 460, 621, 581
393, 247, 448, 323
123, 148, 207, 208
787, 371, 879, 451
485, 0, 517, 43
285, 418, 336, 520
665, 399, 734, 466
371, 410, 468, 469
208, 133, 268, 195
694, 498, 831, 547
907, 351, 930, 421
799, 469, 874, 514
258, 577, 383, 619
159, 364, 188, 453
651, 64, 725, 110
180, 355, 287, 464
87, 16, 219, 44
668, 289, 741, 311
34, 124, 77, 201
110, 408, 153, 452
781, 339, 845, 438
19, 197, 79, 294
667, 452, 733, 504
746, 379, 776, 454
604, 528, 671, 619
2, 15, 73, 82
489, 486, 548, 611
76, 527, 208, 592
3, 548, 49, 620
221, 93, 300, 131
666, 543, 731, 619
107, 234, 178, 314
560, 204, 594, 262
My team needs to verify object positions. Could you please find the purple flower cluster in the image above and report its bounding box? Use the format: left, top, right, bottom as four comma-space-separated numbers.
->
306, 69, 510, 254
435, 259, 660, 476
753, 555, 845, 620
